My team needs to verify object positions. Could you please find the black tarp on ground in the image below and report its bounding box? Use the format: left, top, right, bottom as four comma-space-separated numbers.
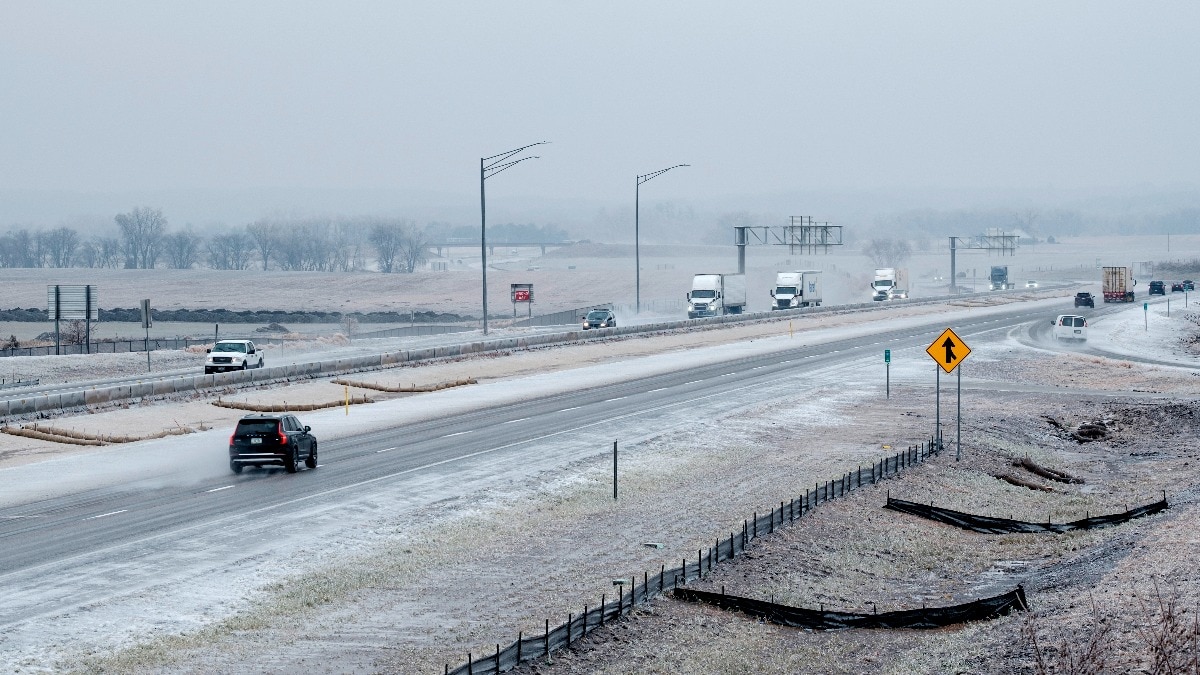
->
673, 586, 1027, 630
884, 496, 1168, 534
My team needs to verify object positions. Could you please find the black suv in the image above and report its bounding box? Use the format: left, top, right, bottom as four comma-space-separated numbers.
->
1149, 281, 1166, 295
581, 308, 616, 330
1074, 292, 1095, 308
1184, 280, 1195, 291
229, 414, 317, 474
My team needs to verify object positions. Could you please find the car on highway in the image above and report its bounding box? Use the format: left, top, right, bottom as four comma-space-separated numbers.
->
887, 288, 909, 300
1026, 280, 1038, 288
205, 339, 264, 374
1074, 292, 1095, 308
581, 308, 616, 330
228, 413, 317, 474
1184, 280, 1195, 291
1171, 282, 1185, 293
1149, 281, 1166, 295
1053, 314, 1088, 341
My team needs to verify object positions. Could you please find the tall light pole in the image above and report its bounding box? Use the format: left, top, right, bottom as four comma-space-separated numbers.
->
636, 164, 688, 314
481, 142, 547, 335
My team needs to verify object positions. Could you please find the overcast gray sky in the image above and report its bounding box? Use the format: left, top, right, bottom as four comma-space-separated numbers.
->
2, 1, 1198, 210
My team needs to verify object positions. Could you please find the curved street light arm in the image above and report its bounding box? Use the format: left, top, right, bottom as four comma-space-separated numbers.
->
483, 141, 551, 170
637, 163, 690, 186
483, 155, 541, 180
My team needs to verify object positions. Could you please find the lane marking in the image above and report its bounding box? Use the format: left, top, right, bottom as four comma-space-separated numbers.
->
560, 406, 581, 412
606, 396, 627, 402
206, 486, 234, 493
443, 431, 470, 438
503, 418, 529, 424
85, 510, 127, 521
376, 447, 397, 453
647, 387, 667, 393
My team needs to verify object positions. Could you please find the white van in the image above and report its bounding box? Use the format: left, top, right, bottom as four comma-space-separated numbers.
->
1053, 314, 1088, 341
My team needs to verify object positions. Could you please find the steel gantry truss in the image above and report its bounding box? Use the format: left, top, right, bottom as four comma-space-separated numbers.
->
948, 234, 1019, 292
733, 217, 843, 273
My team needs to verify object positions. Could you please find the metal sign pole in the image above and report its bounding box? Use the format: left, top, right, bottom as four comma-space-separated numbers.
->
956, 364, 962, 461
935, 365, 941, 449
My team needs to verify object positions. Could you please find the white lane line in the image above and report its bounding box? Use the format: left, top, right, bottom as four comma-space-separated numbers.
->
606, 396, 627, 402
647, 387, 667, 393
560, 406, 582, 412
376, 446, 397, 453
503, 418, 529, 424
443, 431, 470, 438
683, 380, 703, 385
206, 486, 234, 493
85, 510, 127, 520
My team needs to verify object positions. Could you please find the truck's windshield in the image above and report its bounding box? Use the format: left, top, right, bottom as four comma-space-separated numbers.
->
775, 286, 797, 295
214, 342, 248, 353
691, 290, 716, 299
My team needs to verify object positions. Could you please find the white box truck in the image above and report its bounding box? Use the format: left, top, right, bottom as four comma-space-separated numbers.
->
687, 273, 747, 318
871, 268, 909, 301
770, 270, 822, 310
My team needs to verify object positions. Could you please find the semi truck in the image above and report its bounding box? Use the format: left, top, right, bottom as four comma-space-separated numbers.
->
870, 268, 909, 301
1102, 266, 1136, 303
770, 270, 822, 310
687, 273, 746, 318
989, 266, 1014, 290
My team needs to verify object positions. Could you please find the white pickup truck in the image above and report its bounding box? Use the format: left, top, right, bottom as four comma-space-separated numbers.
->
204, 339, 265, 374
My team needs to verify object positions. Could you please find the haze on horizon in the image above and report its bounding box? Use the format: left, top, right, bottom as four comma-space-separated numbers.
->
2, 1, 1199, 230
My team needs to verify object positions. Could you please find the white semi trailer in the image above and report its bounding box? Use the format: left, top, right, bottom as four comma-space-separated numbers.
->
871, 268, 909, 301
770, 270, 822, 310
687, 273, 747, 318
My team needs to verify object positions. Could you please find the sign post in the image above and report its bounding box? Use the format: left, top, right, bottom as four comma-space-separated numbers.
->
511, 283, 534, 319
926, 328, 972, 460
1144, 301, 1149, 331
884, 349, 891, 399
47, 284, 99, 356
140, 299, 152, 373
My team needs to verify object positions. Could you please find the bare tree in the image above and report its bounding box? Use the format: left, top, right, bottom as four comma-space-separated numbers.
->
207, 232, 253, 270
863, 238, 912, 268
62, 320, 88, 345
369, 218, 406, 273
114, 207, 167, 269
43, 227, 79, 268
398, 222, 429, 273
162, 230, 203, 269
247, 220, 280, 270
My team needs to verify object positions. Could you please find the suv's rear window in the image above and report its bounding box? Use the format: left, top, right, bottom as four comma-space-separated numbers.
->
236, 419, 278, 434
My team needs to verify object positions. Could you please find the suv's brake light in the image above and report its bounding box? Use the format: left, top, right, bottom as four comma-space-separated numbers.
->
277, 421, 288, 445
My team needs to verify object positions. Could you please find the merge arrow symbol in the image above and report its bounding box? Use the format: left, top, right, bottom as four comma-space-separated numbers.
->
942, 337, 957, 364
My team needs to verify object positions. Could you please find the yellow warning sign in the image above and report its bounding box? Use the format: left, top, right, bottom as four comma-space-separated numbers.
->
925, 327, 971, 373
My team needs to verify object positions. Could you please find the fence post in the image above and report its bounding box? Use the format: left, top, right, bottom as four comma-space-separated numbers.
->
467, 652, 472, 675
517, 631, 523, 664
582, 605, 588, 636
567, 612, 572, 645
545, 619, 549, 657
495, 644, 500, 671
753, 512, 757, 539
660, 564, 665, 592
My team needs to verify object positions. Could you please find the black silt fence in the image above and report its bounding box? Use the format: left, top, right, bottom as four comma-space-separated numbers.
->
884, 495, 1169, 534
673, 585, 1028, 630
445, 437, 943, 675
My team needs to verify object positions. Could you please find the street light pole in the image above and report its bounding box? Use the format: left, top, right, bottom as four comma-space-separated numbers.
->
635, 164, 688, 314
480, 142, 547, 335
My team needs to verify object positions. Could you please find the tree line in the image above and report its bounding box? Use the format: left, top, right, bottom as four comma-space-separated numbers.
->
0, 207, 567, 272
